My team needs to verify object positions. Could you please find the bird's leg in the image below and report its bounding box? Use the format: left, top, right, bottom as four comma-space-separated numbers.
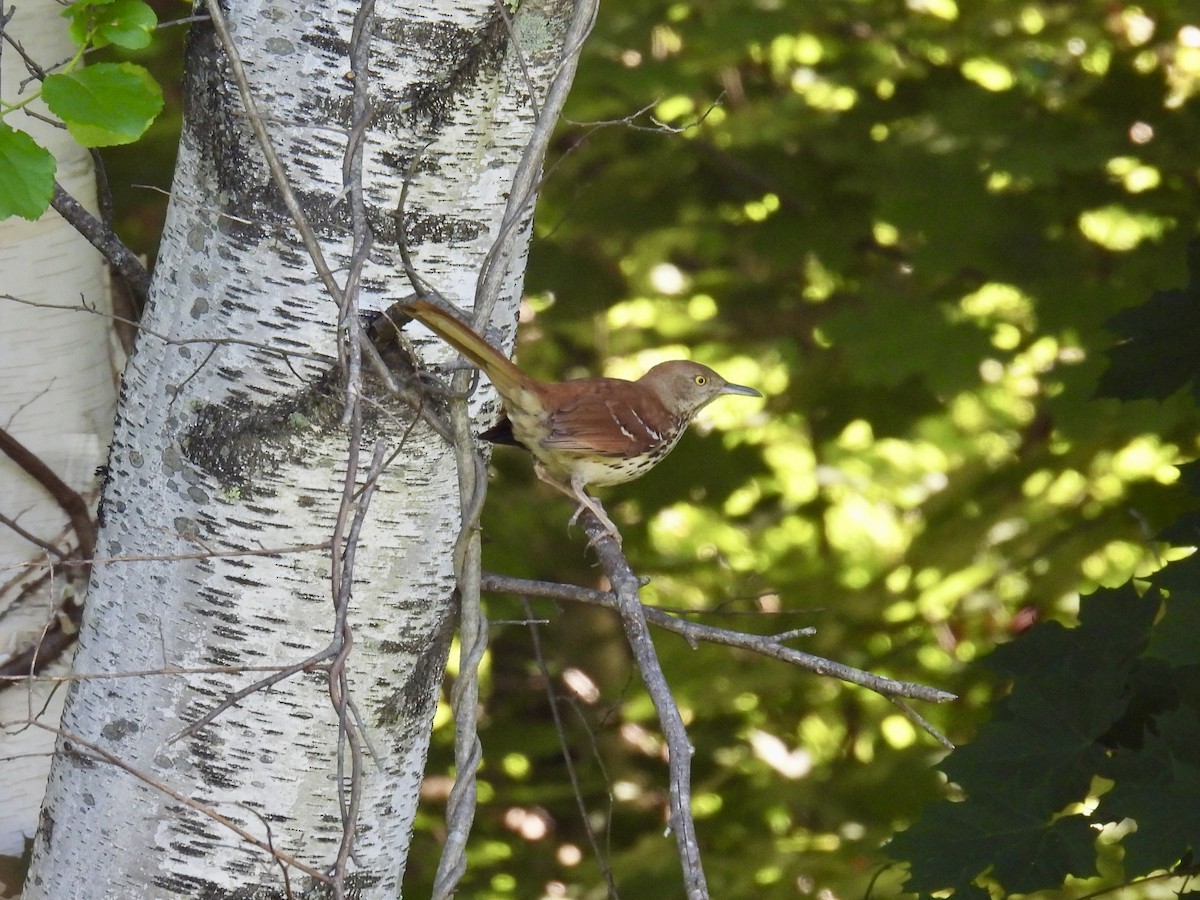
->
533, 463, 623, 545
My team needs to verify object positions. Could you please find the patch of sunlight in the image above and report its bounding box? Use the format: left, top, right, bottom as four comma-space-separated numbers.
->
608, 343, 689, 378
713, 745, 747, 768
919, 641, 958, 668
769, 32, 824, 73
744, 192, 780, 221
959, 282, 1035, 328
724, 480, 761, 517
961, 57, 1016, 91
870, 122, 889, 141
796, 80, 858, 110
649, 504, 758, 569
826, 494, 908, 562
692, 792, 723, 817
799, 712, 846, 760
841, 564, 873, 589
490, 872, 516, 891
1078, 204, 1173, 251
1081, 44, 1112, 76
867, 633, 893, 656
907, 0, 957, 20
1089, 472, 1125, 503
853, 731, 876, 764
763, 439, 819, 505
1106, 156, 1161, 193
1019, 6, 1045, 33
917, 564, 993, 617
655, 93, 694, 123
502, 753, 531, 779
640, 576, 706, 611
1015, 334, 1062, 374
1111, 435, 1177, 480
993, 322, 1022, 349
986, 517, 1027, 547
477, 780, 496, 803
649, 262, 688, 295
1166, 29, 1200, 106
886, 565, 912, 593
914, 567, 942, 590
762, 516, 818, 556
1041, 468, 1088, 505
755, 865, 784, 886
749, 729, 813, 778
688, 293, 716, 320
1082, 541, 1145, 586
612, 780, 643, 802
666, 2, 690, 23
803, 252, 838, 301
880, 714, 917, 749
951, 392, 990, 432
839, 418, 875, 451
433, 697, 452, 729
766, 806, 793, 835
1155, 463, 1181, 485
1119, 7, 1155, 46
650, 23, 683, 58
876, 436, 947, 472
987, 170, 1012, 192
606, 297, 659, 329
995, 571, 1029, 601
873, 220, 900, 246
876, 79, 895, 99
734, 692, 759, 712
979, 358, 1005, 383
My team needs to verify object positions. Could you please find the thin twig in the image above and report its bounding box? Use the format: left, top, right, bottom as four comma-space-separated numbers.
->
522, 598, 620, 898
28, 721, 331, 883
199, 0, 344, 307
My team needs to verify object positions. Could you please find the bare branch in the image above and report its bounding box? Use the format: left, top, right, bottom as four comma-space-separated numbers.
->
480, 571, 957, 707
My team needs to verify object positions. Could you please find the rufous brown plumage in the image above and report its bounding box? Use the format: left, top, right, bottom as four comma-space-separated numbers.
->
401, 300, 760, 542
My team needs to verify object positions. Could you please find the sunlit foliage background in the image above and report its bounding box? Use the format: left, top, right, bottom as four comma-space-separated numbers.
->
101, 0, 1200, 897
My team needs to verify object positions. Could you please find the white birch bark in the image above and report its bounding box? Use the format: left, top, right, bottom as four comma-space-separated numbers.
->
24, 0, 573, 894
0, 0, 118, 861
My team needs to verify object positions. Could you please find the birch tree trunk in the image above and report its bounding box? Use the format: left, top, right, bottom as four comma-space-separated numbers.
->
0, 0, 117, 866
24, 0, 577, 893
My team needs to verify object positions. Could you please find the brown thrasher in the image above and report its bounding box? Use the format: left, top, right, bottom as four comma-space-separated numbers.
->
401, 300, 760, 542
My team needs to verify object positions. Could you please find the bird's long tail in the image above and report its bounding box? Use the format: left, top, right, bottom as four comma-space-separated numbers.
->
399, 300, 533, 398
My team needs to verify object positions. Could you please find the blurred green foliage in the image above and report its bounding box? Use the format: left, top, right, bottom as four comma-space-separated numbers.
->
417, 1, 1200, 898
98, 0, 1200, 897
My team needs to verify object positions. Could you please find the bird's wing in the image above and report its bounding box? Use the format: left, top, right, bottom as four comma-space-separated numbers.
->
539, 387, 670, 458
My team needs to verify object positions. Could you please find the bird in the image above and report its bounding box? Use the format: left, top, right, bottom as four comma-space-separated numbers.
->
399, 300, 760, 543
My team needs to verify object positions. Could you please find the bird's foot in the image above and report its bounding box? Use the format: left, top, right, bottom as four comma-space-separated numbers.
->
570, 496, 622, 547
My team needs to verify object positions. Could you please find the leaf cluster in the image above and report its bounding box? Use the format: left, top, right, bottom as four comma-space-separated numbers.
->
0, 0, 162, 219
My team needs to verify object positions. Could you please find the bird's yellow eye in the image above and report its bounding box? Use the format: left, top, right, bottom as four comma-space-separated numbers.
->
694, 374, 707, 386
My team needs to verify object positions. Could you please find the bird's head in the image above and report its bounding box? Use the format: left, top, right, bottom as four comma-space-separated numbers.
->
641, 360, 761, 419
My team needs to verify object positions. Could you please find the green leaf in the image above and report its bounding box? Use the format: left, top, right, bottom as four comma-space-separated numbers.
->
67, 0, 158, 50
1097, 712, 1200, 874
890, 586, 1162, 894
0, 124, 56, 221
1098, 239, 1200, 402
42, 63, 163, 147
